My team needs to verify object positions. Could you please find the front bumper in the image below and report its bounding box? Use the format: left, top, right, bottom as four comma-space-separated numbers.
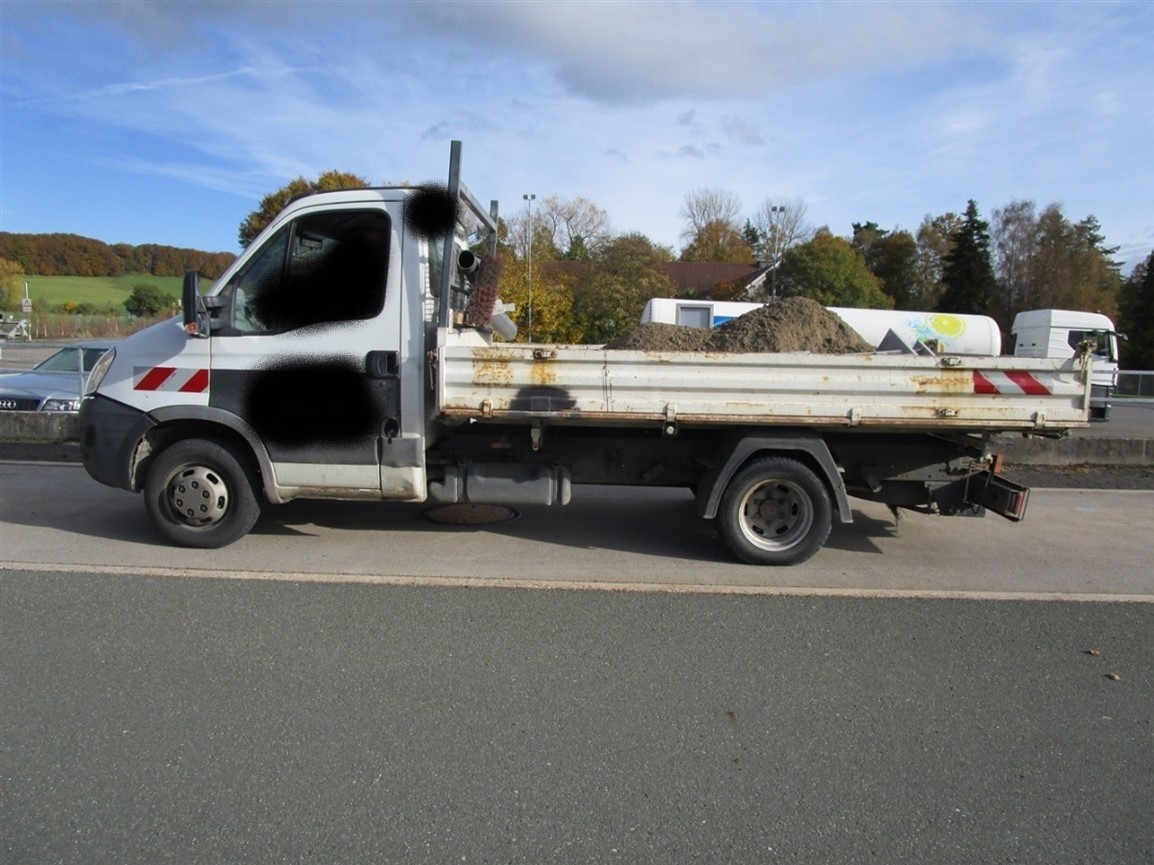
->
79, 395, 156, 491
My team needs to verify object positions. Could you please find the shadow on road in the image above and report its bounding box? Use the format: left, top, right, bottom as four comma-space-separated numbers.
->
2, 467, 895, 565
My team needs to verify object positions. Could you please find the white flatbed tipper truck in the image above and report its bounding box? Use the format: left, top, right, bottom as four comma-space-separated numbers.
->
80, 142, 1093, 564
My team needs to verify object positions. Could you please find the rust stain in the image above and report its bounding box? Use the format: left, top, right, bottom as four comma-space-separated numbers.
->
529, 361, 557, 387
911, 371, 972, 394
471, 358, 514, 386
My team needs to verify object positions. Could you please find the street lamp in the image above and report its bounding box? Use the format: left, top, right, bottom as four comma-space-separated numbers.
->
769, 205, 785, 302
523, 193, 535, 342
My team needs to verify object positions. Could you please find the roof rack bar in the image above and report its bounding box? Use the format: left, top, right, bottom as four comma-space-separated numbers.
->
437, 140, 499, 328
437, 142, 463, 328
458, 179, 498, 237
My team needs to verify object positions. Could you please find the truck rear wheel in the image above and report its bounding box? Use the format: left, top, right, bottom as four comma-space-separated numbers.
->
143, 439, 261, 548
717, 456, 832, 565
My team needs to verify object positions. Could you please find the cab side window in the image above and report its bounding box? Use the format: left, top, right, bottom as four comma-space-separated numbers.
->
224, 209, 390, 334
1067, 329, 1110, 359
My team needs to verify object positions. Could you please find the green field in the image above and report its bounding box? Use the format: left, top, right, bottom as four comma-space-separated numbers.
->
11, 274, 184, 311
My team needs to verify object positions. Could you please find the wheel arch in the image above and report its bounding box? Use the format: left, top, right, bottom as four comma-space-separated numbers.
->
131, 406, 274, 503
696, 430, 853, 524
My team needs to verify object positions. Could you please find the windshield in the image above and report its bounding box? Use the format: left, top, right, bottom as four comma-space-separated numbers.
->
1067, 329, 1117, 362
34, 347, 110, 374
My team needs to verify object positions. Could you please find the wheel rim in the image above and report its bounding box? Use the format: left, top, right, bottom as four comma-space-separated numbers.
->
737, 478, 814, 552
164, 464, 231, 528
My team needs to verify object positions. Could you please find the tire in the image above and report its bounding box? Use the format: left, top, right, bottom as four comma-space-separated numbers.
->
143, 439, 261, 548
716, 456, 832, 566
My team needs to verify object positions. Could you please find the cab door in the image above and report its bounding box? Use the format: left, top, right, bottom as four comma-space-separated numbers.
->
208, 201, 403, 499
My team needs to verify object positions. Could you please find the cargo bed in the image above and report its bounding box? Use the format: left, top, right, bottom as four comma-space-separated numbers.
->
436, 336, 1091, 433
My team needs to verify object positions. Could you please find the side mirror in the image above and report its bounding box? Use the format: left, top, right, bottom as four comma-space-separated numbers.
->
182, 270, 208, 337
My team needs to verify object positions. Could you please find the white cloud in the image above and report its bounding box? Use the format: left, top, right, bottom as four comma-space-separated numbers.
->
2, 0, 1150, 269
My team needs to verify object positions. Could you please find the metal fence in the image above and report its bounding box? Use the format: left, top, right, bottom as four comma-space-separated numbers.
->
1116, 371, 1154, 399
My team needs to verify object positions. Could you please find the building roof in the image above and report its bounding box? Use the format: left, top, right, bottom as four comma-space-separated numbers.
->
547, 260, 769, 298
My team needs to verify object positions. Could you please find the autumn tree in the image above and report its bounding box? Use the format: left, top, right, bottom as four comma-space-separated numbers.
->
679, 220, 754, 264
1117, 253, 1154, 370
0, 257, 21, 308
937, 201, 996, 315
775, 231, 893, 309
495, 257, 580, 344
989, 202, 1121, 327
238, 170, 370, 248
678, 188, 753, 263
913, 212, 961, 310
1031, 208, 1120, 315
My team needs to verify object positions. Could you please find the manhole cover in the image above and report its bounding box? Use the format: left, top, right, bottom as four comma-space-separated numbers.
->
421, 503, 520, 526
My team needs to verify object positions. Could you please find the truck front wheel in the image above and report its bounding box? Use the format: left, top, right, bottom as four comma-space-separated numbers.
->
143, 439, 261, 548
717, 456, 832, 566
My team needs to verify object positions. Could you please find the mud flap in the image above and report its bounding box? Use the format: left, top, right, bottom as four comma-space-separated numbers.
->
963, 470, 1030, 522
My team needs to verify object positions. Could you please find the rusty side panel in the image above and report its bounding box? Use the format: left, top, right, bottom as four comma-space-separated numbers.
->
439, 343, 1090, 432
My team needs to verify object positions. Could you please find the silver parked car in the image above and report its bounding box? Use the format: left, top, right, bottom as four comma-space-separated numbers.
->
0, 340, 118, 412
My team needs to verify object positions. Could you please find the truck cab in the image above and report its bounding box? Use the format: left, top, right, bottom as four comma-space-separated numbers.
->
1010, 309, 1122, 420
80, 144, 497, 547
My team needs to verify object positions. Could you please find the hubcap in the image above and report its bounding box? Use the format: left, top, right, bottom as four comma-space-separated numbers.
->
166, 465, 230, 527
739, 479, 813, 551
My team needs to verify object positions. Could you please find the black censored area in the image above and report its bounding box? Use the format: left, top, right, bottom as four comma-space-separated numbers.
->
406, 185, 459, 240
244, 361, 378, 446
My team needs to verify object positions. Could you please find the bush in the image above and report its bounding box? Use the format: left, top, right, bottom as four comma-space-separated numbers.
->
124, 284, 172, 317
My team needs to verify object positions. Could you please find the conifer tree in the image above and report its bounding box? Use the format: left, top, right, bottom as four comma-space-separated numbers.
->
937, 200, 996, 315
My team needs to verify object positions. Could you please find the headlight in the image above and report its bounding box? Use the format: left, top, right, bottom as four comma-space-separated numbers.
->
85, 348, 116, 396
41, 398, 82, 412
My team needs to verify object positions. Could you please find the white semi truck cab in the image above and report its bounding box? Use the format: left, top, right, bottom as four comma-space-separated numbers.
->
1010, 309, 1123, 420
79, 142, 1093, 565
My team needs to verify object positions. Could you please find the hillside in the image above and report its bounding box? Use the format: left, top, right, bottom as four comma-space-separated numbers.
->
0, 232, 235, 280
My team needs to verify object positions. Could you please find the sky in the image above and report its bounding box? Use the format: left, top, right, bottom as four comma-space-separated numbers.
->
2, 1, 1152, 273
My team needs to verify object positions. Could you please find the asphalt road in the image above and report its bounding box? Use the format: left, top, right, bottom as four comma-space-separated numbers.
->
4, 458, 1154, 596
2, 457, 1153, 864
3, 569, 1152, 865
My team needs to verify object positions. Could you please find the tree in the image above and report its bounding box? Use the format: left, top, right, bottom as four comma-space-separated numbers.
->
989, 202, 1121, 326
775, 231, 893, 309
914, 212, 961, 310
238, 170, 369, 248
752, 197, 811, 299
937, 200, 996, 315
678, 189, 749, 263
741, 219, 761, 251
991, 200, 1041, 321
573, 233, 675, 344
873, 232, 920, 309
495, 257, 580, 344
124, 284, 173, 317
680, 188, 742, 241
851, 222, 890, 270
539, 195, 613, 258
852, 223, 919, 308
1117, 253, 1154, 369
679, 220, 754, 264
0, 257, 21, 308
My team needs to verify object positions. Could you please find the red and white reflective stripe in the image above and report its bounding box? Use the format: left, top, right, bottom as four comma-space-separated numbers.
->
973, 370, 1052, 395
133, 366, 210, 393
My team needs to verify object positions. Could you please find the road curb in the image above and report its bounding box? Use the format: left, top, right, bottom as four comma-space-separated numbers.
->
994, 434, 1152, 466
